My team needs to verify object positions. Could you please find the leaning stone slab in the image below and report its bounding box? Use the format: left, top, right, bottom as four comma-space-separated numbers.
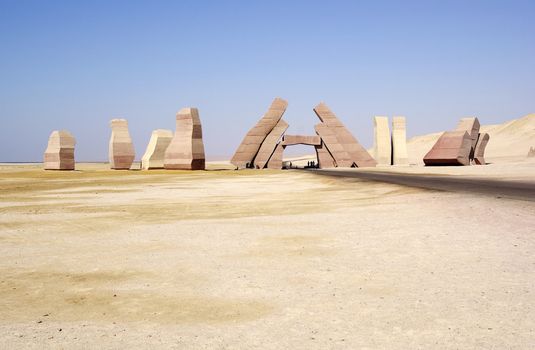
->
373, 116, 391, 165
392, 116, 409, 165
44, 130, 76, 170
313, 102, 377, 167
254, 119, 289, 169
314, 123, 354, 167
473, 133, 490, 165
109, 119, 135, 169
164, 108, 205, 170
315, 141, 336, 168
455, 117, 480, 158
423, 131, 472, 166
231, 98, 288, 168
281, 135, 321, 146
266, 143, 284, 169
141, 129, 173, 170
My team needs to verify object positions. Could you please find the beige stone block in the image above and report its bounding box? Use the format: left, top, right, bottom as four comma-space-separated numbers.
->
43, 130, 76, 170
392, 116, 409, 165
281, 135, 321, 146
473, 133, 490, 165
109, 119, 135, 169
141, 129, 173, 170
164, 108, 206, 170
373, 116, 391, 165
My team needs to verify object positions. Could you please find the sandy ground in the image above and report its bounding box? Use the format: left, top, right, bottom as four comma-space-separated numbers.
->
1, 163, 534, 349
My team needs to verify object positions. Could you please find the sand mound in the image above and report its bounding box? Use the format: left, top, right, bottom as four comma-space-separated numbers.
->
408, 113, 535, 164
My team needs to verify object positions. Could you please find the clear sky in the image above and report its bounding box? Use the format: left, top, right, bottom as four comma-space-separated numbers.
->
1, 0, 533, 161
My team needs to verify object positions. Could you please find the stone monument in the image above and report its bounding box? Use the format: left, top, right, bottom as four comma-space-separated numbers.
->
392, 116, 409, 165
424, 117, 489, 166
43, 130, 76, 170
141, 129, 173, 170
473, 133, 490, 165
373, 116, 391, 166
253, 119, 289, 169
423, 130, 472, 166
109, 118, 135, 170
231, 98, 288, 169
164, 108, 205, 170
313, 102, 377, 167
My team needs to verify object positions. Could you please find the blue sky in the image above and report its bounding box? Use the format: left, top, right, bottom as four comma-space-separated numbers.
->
1, 0, 533, 161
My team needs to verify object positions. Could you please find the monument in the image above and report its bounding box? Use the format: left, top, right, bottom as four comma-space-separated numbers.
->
253, 119, 289, 169
141, 129, 173, 170
109, 118, 135, 170
164, 108, 205, 170
423, 131, 472, 166
313, 102, 377, 168
473, 133, 490, 165
315, 141, 336, 168
391, 116, 409, 165
231, 99, 377, 169
266, 143, 284, 169
281, 135, 321, 146
455, 117, 480, 159
231, 98, 288, 169
43, 130, 76, 170
424, 117, 489, 166
373, 116, 391, 166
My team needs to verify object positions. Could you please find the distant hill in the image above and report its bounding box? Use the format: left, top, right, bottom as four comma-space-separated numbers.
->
407, 113, 535, 164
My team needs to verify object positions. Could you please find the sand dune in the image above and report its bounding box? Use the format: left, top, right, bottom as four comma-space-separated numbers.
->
408, 113, 535, 164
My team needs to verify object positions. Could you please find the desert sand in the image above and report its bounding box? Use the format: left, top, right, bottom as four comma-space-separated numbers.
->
1, 162, 534, 349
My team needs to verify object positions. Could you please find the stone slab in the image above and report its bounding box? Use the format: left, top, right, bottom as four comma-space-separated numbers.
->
266, 143, 284, 169
44, 130, 76, 170
315, 141, 336, 168
141, 129, 173, 170
473, 133, 490, 165
109, 119, 135, 169
231, 98, 288, 168
392, 116, 409, 165
373, 116, 391, 165
423, 131, 472, 166
455, 117, 480, 158
313, 102, 377, 167
254, 119, 289, 169
281, 135, 321, 146
164, 108, 206, 170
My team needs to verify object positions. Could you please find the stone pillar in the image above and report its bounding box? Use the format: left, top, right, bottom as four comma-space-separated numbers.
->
392, 116, 409, 165
373, 116, 391, 166
164, 108, 206, 170
473, 133, 490, 165
44, 130, 76, 170
109, 119, 135, 169
141, 129, 173, 170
